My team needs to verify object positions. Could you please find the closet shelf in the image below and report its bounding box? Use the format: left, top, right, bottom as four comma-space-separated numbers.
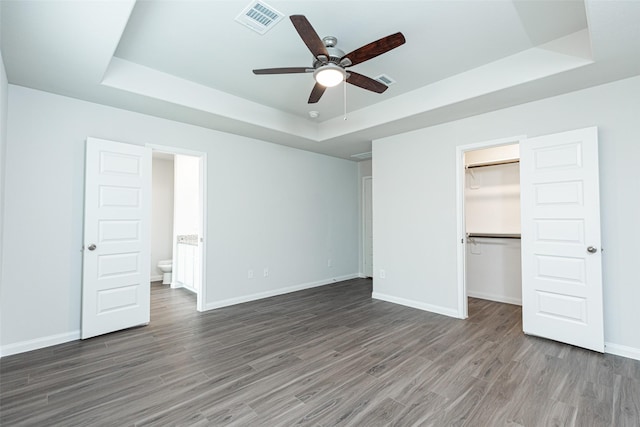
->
467, 233, 521, 239
466, 159, 519, 169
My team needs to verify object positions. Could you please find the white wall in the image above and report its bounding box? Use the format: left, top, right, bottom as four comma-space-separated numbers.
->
464, 162, 520, 235
0, 85, 359, 355
0, 46, 8, 349
466, 238, 522, 305
358, 159, 372, 178
373, 75, 640, 357
151, 156, 174, 280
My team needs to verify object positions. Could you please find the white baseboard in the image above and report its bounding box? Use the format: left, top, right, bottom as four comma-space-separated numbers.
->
0, 330, 81, 358
2, 304, 639, 365
605, 342, 640, 361
150, 274, 163, 282
182, 285, 198, 295
372, 292, 461, 319
467, 290, 522, 306
203, 273, 360, 311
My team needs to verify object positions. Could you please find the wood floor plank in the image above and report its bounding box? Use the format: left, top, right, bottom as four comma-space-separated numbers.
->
572, 380, 616, 427
343, 396, 405, 427
2, 279, 640, 426
390, 392, 449, 426
440, 378, 490, 426
462, 360, 529, 426
613, 375, 640, 427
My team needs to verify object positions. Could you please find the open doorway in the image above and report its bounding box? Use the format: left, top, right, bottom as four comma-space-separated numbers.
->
455, 136, 524, 319
455, 128, 605, 353
151, 147, 207, 312
464, 143, 522, 317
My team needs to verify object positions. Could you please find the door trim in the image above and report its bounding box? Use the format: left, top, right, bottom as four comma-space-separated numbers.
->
148, 144, 208, 313
455, 135, 526, 319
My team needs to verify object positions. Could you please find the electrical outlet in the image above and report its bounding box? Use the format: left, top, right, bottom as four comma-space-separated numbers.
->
263, 268, 269, 278
327, 259, 332, 267
248, 270, 254, 279
379, 269, 386, 279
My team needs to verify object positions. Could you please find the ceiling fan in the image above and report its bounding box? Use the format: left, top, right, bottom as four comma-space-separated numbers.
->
253, 15, 406, 104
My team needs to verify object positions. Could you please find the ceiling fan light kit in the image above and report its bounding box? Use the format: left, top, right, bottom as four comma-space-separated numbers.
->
252, 14, 405, 104
314, 64, 346, 87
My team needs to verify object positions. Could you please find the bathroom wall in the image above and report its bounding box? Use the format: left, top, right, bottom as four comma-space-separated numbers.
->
173, 154, 201, 293
173, 155, 200, 237
151, 155, 174, 281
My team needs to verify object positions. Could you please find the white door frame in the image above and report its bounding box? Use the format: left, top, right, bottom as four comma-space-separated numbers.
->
455, 135, 526, 319
361, 176, 373, 277
148, 144, 208, 313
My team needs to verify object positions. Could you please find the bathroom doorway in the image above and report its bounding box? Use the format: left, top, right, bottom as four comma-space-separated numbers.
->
151, 147, 207, 312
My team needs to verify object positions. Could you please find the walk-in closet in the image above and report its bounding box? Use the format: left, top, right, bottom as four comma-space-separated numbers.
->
465, 144, 522, 305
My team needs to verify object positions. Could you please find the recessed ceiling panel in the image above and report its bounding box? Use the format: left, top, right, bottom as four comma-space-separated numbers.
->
113, 1, 588, 120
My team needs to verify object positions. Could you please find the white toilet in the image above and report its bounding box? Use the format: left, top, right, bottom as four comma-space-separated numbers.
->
157, 259, 173, 285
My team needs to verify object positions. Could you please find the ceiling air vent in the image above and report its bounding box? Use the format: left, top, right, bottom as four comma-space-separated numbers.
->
375, 74, 396, 85
351, 152, 372, 160
235, 1, 284, 34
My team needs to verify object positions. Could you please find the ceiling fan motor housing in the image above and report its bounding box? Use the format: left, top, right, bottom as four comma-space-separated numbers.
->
312, 38, 349, 69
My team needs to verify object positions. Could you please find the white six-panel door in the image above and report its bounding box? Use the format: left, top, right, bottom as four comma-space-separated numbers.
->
520, 127, 604, 352
82, 137, 151, 339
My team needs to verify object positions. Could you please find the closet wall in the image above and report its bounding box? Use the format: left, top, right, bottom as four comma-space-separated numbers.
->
465, 144, 522, 305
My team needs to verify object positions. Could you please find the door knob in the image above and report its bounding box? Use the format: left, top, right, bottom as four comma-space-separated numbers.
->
587, 246, 597, 254
88, 244, 97, 251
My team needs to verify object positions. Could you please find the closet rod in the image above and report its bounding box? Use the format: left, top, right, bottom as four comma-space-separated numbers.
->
467, 233, 521, 239
466, 159, 519, 169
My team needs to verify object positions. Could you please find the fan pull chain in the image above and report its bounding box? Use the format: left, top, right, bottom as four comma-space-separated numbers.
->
343, 79, 348, 121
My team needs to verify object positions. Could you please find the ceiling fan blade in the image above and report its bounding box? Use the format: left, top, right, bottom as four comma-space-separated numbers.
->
290, 15, 329, 58
308, 82, 326, 104
342, 32, 406, 66
346, 72, 388, 93
253, 67, 313, 75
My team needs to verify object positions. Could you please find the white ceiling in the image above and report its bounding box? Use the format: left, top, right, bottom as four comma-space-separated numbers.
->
1, 1, 640, 160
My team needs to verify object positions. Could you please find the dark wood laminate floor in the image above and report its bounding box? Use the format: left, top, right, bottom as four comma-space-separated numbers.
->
2, 279, 640, 426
